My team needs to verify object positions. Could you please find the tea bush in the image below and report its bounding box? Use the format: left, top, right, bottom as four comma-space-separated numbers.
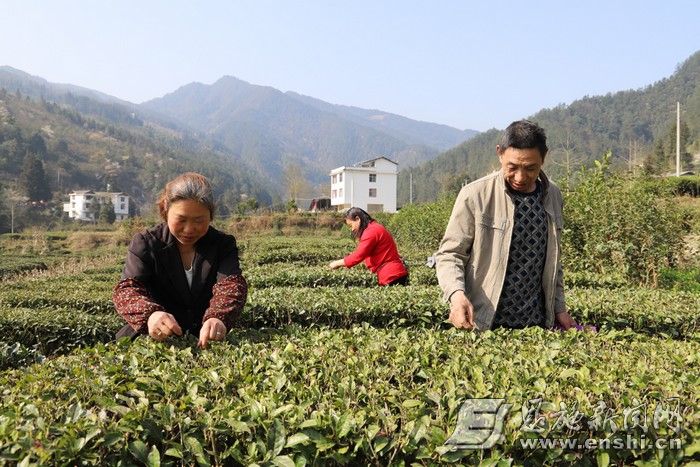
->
0, 274, 117, 314
0, 307, 122, 355
239, 236, 354, 267
388, 195, 455, 251
245, 263, 438, 288
562, 156, 688, 286
659, 267, 700, 293
0, 256, 47, 278
0, 342, 44, 371
1, 230, 698, 464
1, 268, 698, 338
1, 326, 697, 466
229, 212, 346, 236
639, 175, 700, 197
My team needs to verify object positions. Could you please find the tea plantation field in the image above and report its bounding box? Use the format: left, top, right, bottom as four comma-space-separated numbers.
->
0, 234, 698, 466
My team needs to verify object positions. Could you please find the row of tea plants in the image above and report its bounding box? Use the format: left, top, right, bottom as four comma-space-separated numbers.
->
0, 233, 698, 464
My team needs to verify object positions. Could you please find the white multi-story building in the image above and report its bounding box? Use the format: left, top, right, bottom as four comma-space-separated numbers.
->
329, 156, 398, 213
63, 190, 130, 221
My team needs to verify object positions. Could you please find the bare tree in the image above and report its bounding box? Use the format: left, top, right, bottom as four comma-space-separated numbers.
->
618, 138, 644, 174
7, 187, 29, 234
283, 161, 312, 201
548, 131, 585, 176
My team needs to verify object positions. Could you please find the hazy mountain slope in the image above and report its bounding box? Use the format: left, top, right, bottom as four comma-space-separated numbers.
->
0, 88, 274, 217
143, 76, 459, 184
285, 91, 477, 150
0, 66, 185, 132
399, 50, 700, 204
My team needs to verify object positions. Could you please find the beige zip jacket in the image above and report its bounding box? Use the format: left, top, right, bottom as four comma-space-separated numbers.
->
435, 170, 566, 330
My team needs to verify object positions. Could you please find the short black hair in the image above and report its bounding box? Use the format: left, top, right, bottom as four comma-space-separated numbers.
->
498, 120, 548, 160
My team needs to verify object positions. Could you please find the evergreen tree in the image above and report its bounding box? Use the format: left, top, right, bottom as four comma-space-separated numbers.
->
236, 197, 259, 215
98, 199, 116, 224
644, 139, 667, 175
20, 153, 51, 201
55, 139, 69, 154
28, 133, 47, 159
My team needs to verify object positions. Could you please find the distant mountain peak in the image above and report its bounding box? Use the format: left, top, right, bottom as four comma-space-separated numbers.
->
0, 65, 36, 77
216, 75, 248, 84
142, 77, 479, 187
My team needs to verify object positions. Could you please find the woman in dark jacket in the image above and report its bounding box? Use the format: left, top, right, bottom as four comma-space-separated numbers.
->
113, 172, 247, 348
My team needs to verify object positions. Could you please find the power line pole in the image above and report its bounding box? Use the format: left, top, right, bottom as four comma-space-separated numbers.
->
676, 102, 681, 177
409, 171, 413, 204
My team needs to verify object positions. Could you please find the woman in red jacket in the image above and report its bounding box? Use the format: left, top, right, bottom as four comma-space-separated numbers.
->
329, 207, 408, 286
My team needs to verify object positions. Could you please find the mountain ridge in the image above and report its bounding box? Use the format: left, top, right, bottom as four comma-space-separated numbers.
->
285, 91, 477, 150
142, 75, 476, 185
1, 68, 479, 198
0, 66, 129, 105
399, 50, 700, 204
0, 85, 275, 221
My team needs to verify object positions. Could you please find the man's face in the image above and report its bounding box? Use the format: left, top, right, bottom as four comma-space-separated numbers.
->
497, 146, 544, 193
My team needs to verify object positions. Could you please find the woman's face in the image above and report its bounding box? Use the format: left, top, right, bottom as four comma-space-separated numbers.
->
346, 217, 361, 234
166, 199, 211, 247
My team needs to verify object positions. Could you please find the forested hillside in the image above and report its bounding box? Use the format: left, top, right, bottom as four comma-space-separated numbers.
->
399, 50, 700, 204
0, 89, 274, 231
1, 67, 480, 208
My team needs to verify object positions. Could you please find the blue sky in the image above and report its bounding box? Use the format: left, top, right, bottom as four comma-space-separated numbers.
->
1, 0, 698, 131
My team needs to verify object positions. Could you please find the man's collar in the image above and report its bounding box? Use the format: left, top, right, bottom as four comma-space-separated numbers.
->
497, 170, 551, 195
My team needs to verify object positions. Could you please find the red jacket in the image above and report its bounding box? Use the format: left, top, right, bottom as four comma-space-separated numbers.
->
344, 221, 408, 285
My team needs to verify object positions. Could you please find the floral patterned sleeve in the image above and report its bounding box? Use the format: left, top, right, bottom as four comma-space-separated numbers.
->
113, 278, 167, 332
202, 273, 248, 331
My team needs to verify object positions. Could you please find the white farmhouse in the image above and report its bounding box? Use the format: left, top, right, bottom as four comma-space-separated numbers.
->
330, 157, 398, 213
63, 190, 130, 221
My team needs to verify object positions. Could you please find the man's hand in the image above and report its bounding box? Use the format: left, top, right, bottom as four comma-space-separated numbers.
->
328, 259, 345, 270
555, 311, 577, 330
147, 311, 183, 341
448, 291, 476, 330
198, 318, 227, 348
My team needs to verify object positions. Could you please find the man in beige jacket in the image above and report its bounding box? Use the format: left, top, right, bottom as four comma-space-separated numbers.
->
436, 120, 576, 330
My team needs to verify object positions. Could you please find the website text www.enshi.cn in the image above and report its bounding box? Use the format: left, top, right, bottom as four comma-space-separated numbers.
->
518, 434, 682, 450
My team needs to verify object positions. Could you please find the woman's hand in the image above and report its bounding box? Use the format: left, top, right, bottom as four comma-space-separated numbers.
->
328, 259, 345, 270
198, 318, 227, 348
147, 311, 183, 341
